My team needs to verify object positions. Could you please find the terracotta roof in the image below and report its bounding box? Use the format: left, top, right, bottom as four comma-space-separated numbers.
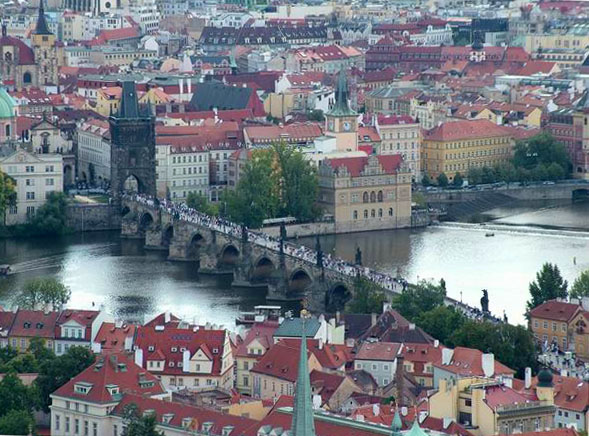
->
164, 109, 254, 123
52, 353, 165, 404
0, 311, 15, 338
517, 430, 578, 436
10, 310, 59, 339
112, 393, 257, 433
544, 375, 589, 412
401, 343, 445, 377
356, 342, 402, 361
358, 126, 381, 143
424, 119, 514, 141
377, 114, 417, 126
0, 35, 35, 65
529, 300, 581, 322
235, 322, 278, 358
55, 310, 100, 340
280, 338, 352, 370
94, 322, 137, 353
517, 61, 557, 76
434, 346, 514, 376
309, 370, 347, 405
244, 123, 323, 143
484, 384, 530, 409
324, 155, 403, 177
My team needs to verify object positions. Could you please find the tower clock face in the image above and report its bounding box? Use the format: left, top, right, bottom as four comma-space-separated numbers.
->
343, 121, 352, 131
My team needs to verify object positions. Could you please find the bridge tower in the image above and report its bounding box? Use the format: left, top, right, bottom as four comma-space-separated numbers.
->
109, 81, 156, 200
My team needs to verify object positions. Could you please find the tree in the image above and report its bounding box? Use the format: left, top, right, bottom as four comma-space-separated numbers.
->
450, 321, 537, 378
306, 109, 325, 122
467, 167, 483, 185
0, 372, 36, 415
346, 278, 388, 314
392, 279, 446, 321
0, 410, 34, 435
28, 192, 69, 235
437, 172, 449, 187
422, 173, 432, 187
416, 305, 466, 345
186, 192, 218, 217
547, 162, 566, 181
571, 270, 589, 300
481, 166, 496, 184
35, 346, 95, 412
14, 277, 71, 311
513, 132, 571, 175
225, 149, 280, 227
526, 263, 568, 313
122, 403, 164, 436
0, 169, 16, 226
452, 172, 464, 187
273, 143, 319, 222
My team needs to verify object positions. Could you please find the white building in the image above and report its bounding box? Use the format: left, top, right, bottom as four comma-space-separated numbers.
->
0, 148, 63, 225
209, 12, 253, 28
375, 115, 422, 181
354, 342, 403, 386
77, 118, 111, 187
126, 0, 160, 33
54, 309, 110, 356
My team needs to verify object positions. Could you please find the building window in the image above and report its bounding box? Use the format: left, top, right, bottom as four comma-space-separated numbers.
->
353, 210, 358, 220
66, 417, 70, 433
388, 208, 393, 216
75, 419, 80, 434
363, 210, 368, 219
55, 415, 60, 431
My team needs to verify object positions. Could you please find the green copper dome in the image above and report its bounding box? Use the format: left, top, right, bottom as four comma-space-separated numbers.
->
0, 87, 16, 119
537, 367, 554, 388
406, 419, 428, 436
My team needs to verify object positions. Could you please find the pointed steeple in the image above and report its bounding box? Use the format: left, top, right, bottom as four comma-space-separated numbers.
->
291, 310, 316, 436
327, 69, 356, 117
117, 81, 140, 118
391, 408, 403, 436
34, 0, 52, 35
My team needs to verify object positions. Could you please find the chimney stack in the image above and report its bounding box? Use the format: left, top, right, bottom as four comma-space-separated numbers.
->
482, 353, 494, 378
525, 367, 532, 389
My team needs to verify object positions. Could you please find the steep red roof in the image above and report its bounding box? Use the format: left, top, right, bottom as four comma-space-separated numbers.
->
55, 310, 100, 341
113, 393, 257, 433
356, 342, 402, 361
235, 322, 279, 358
484, 384, 530, 409
529, 300, 581, 322
310, 370, 347, 405
0, 35, 35, 65
377, 114, 417, 126
434, 347, 514, 376
94, 322, 137, 353
244, 123, 323, 143
517, 61, 557, 76
90, 26, 139, 45
52, 353, 165, 404
424, 119, 513, 141
537, 375, 589, 412
324, 155, 403, 177
279, 338, 352, 370
10, 310, 59, 339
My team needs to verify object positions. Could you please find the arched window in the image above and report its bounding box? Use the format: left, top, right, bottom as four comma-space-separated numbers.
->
370, 191, 376, 203
23, 72, 32, 84
363, 210, 368, 219
362, 192, 368, 203
377, 190, 383, 202
388, 208, 394, 216
4, 52, 12, 62
371, 209, 375, 218
378, 208, 383, 217
353, 210, 358, 220
5, 124, 10, 138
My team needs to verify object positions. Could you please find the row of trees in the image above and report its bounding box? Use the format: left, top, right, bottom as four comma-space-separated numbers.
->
188, 143, 320, 228
422, 133, 572, 187
345, 277, 537, 378
527, 263, 589, 312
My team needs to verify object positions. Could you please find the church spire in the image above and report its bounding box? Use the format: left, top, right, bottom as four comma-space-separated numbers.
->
117, 81, 140, 118
327, 69, 356, 117
291, 310, 316, 436
34, 0, 52, 35
391, 408, 403, 436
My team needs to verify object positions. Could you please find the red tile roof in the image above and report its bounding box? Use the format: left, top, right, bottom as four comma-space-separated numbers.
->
529, 300, 582, 322
279, 338, 352, 370
52, 353, 165, 404
55, 310, 100, 341
113, 393, 257, 433
0, 311, 15, 338
324, 155, 403, 177
434, 347, 514, 377
310, 370, 347, 405
10, 310, 59, 339
541, 375, 589, 412
517, 61, 557, 76
356, 342, 402, 361
377, 114, 417, 126
424, 119, 514, 142
518, 430, 578, 436
244, 123, 323, 143
235, 322, 278, 358
0, 36, 35, 65
94, 322, 137, 353
484, 384, 530, 409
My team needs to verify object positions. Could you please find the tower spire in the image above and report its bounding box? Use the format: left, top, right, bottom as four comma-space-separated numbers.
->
34, 0, 52, 35
291, 309, 316, 436
326, 69, 356, 117
117, 81, 140, 118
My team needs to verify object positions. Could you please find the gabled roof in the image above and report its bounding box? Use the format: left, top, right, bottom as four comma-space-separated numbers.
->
0, 36, 35, 64
434, 346, 514, 376
94, 322, 136, 353
529, 300, 582, 322
424, 120, 513, 142
190, 83, 253, 112
324, 155, 403, 178
52, 353, 165, 404
356, 342, 402, 361
235, 322, 279, 358
10, 310, 59, 339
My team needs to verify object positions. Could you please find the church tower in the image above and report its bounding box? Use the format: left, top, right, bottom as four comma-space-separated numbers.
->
325, 70, 358, 152
291, 310, 316, 436
31, 0, 58, 87
109, 81, 156, 199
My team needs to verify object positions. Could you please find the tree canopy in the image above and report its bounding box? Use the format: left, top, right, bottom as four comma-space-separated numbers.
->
513, 132, 571, 173
346, 278, 389, 314
0, 169, 16, 226
571, 270, 589, 300
527, 263, 568, 313
14, 277, 71, 311
122, 403, 165, 436
186, 192, 218, 217
392, 279, 447, 320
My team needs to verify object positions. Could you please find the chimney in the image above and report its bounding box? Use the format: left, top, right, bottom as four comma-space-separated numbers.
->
124, 335, 133, 351
409, 323, 415, 330
183, 349, 190, 373
434, 339, 439, 348
134, 348, 143, 367
179, 78, 184, 97
561, 369, 568, 377
312, 394, 322, 409
582, 297, 589, 311
419, 411, 427, 423
318, 338, 324, 350
213, 107, 218, 124
356, 415, 365, 422
373, 403, 380, 416
336, 311, 341, 323
525, 367, 532, 389
371, 313, 378, 327
164, 311, 171, 324
187, 78, 192, 95
443, 418, 453, 429
482, 353, 494, 378
442, 348, 453, 365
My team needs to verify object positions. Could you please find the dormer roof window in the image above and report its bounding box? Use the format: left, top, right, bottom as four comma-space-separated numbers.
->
74, 382, 93, 395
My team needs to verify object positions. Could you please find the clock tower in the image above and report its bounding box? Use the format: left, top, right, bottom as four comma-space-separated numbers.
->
325, 70, 358, 152
31, 0, 58, 87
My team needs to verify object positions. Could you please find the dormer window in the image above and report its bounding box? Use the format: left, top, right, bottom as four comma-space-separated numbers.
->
212, 348, 219, 354
36, 323, 44, 329
23, 322, 31, 329
171, 347, 178, 352
105, 384, 119, 395
222, 425, 235, 436
162, 413, 174, 424
178, 361, 183, 368
182, 417, 193, 428
74, 382, 93, 395
202, 422, 214, 432
180, 347, 186, 352
169, 361, 175, 367
148, 346, 155, 352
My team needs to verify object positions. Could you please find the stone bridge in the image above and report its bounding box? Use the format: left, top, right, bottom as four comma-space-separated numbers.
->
120, 198, 377, 312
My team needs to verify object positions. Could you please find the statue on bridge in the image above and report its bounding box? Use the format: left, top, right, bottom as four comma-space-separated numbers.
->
480, 289, 489, 314
315, 235, 323, 269
280, 222, 287, 241
241, 224, 248, 243
355, 246, 362, 266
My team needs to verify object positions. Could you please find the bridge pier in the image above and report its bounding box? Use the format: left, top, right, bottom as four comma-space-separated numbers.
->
121, 218, 141, 239
145, 227, 167, 250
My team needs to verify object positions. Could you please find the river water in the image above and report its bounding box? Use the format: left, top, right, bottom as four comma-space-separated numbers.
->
0, 200, 588, 327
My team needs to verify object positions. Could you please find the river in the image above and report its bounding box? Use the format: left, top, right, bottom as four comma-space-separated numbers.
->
0, 200, 588, 327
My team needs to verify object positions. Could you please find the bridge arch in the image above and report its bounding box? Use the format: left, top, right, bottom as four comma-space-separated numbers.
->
220, 243, 240, 266
187, 232, 207, 259
138, 211, 155, 235
573, 188, 589, 202
162, 224, 174, 248
325, 282, 351, 312
251, 255, 276, 282
121, 205, 131, 217
288, 268, 313, 297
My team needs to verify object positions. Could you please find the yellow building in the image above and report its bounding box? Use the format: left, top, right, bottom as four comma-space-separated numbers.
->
317, 154, 412, 232
8, 309, 59, 352
422, 119, 516, 181
529, 299, 581, 353
430, 376, 555, 436
95, 86, 122, 117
